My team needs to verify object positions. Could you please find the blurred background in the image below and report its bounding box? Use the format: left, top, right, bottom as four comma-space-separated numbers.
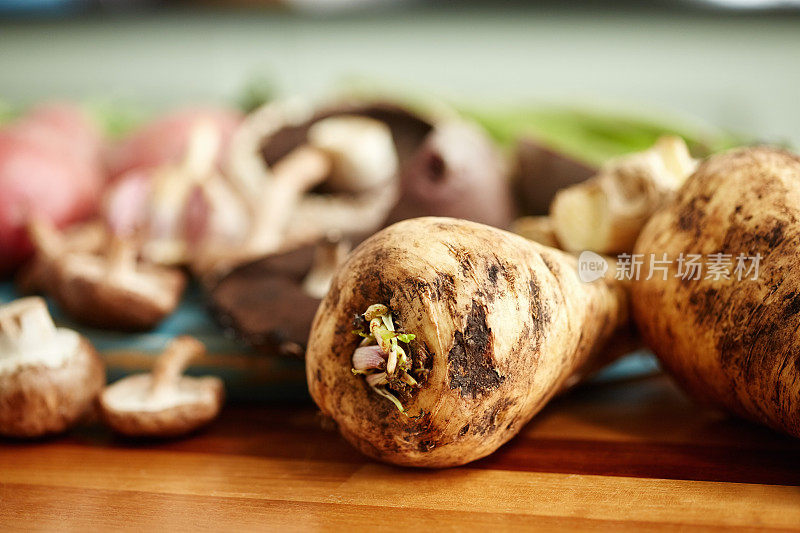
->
1, 0, 799, 144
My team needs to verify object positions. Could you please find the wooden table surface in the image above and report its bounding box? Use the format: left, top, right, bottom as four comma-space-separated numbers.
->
1, 373, 799, 532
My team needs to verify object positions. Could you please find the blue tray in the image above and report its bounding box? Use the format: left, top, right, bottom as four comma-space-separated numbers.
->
0, 282, 659, 402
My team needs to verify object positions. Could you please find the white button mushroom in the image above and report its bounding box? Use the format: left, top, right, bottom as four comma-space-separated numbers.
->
307, 115, 398, 193
99, 336, 224, 438
301, 233, 351, 300
192, 144, 332, 281
0, 297, 106, 438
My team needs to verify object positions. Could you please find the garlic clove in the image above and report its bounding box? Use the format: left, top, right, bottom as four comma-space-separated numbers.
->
352, 345, 387, 372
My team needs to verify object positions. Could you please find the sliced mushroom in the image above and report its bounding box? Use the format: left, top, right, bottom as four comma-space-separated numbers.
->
28, 219, 186, 331
0, 297, 106, 438
99, 336, 224, 438
226, 99, 426, 254
211, 235, 351, 358
193, 144, 331, 281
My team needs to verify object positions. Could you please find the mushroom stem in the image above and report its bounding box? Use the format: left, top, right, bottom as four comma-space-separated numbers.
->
194, 144, 331, 280
28, 218, 65, 259
301, 233, 350, 299
247, 145, 330, 253
0, 297, 57, 353
106, 238, 138, 280
182, 121, 221, 177
150, 336, 206, 399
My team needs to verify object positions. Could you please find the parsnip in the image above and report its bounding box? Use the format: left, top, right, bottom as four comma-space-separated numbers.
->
551, 136, 696, 254
632, 147, 800, 439
511, 216, 560, 248
306, 217, 628, 467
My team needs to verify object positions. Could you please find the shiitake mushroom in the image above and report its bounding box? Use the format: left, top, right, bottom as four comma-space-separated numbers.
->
210, 237, 350, 358
254, 99, 515, 229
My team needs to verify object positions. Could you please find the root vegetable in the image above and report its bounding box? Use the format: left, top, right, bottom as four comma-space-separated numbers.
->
306, 217, 628, 467
632, 146, 800, 439
550, 136, 696, 254
0, 297, 105, 438
511, 216, 560, 248
99, 336, 224, 437
386, 121, 514, 229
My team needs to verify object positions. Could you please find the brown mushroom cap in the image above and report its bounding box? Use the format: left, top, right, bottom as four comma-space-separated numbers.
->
23, 219, 186, 331
53, 251, 186, 331
0, 298, 106, 438
210, 245, 321, 358
99, 336, 224, 438
210, 236, 352, 358
16, 220, 108, 296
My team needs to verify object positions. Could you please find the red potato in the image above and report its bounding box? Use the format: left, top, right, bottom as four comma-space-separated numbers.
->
107, 107, 242, 179
18, 103, 103, 160
0, 104, 104, 275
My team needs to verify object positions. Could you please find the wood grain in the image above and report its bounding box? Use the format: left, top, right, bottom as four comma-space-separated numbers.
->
1, 374, 799, 531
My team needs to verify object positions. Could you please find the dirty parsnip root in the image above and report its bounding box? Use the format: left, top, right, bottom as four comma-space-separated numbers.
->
632, 147, 800, 439
550, 136, 697, 254
306, 217, 628, 467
